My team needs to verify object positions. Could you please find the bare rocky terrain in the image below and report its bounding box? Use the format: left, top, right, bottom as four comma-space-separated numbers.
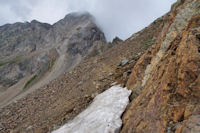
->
0, 13, 163, 132
0, 0, 200, 133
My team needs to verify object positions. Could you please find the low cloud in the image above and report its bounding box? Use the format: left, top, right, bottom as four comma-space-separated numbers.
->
0, 0, 176, 41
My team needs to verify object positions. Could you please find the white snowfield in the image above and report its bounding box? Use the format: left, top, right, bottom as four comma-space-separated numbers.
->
52, 85, 132, 133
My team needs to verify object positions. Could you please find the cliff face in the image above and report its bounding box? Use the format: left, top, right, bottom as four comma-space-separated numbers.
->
0, 21, 52, 88
122, 0, 200, 132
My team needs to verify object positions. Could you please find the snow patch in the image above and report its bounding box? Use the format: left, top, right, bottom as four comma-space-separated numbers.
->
52, 85, 131, 133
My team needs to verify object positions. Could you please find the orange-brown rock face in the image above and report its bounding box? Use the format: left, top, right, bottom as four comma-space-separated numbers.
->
122, 0, 200, 133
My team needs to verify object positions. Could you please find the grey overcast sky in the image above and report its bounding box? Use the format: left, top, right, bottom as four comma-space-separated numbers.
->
0, 0, 176, 41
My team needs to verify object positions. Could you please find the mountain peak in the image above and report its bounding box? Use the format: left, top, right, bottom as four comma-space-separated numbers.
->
64, 11, 92, 19
54, 11, 95, 27
30, 20, 39, 24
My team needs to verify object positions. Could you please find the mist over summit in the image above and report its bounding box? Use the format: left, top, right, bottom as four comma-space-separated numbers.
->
0, 0, 176, 41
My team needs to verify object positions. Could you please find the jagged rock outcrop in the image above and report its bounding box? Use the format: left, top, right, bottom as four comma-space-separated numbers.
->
112, 36, 123, 44
121, 0, 200, 132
